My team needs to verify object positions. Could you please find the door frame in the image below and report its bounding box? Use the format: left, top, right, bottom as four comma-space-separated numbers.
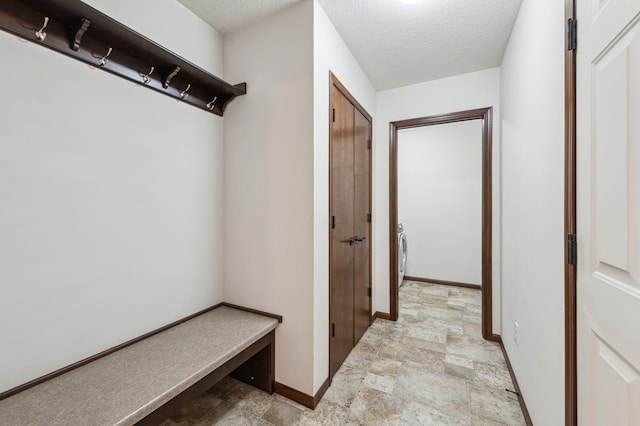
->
389, 107, 496, 341
328, 72, 373, 379
564, 0, 577, 424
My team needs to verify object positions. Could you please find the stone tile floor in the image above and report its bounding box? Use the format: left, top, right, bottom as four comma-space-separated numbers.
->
162, 281, 526, 425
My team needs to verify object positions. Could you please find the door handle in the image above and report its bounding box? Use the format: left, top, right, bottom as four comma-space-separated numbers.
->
344, 236, 367, 245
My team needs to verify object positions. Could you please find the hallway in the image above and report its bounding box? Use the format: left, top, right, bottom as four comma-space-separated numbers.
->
162, 281, 526, 425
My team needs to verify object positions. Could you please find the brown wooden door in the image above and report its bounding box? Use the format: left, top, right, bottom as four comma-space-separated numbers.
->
329, 76, 372, 378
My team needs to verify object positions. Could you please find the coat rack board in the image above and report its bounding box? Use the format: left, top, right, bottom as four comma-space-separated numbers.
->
0, 0, 246, 116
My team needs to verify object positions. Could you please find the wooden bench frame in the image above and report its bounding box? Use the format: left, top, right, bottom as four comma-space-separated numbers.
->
137, 329, 275, 425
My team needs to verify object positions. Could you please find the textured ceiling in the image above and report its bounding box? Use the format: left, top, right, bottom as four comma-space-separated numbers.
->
176, 0, 522, 90
317, 0, 523, 90
176, 0, 303, 34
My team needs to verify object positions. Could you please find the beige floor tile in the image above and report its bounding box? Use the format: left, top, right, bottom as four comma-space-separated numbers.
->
463, 313, 482, 324
445, 353, 475, 380
343, 341, 379, 369
465, 303, 482, 314
273, 393, 310, 411
468, 384, 526, 425
348, 387, 407, 425
446, 335, 506, 367
399, 400, 472, 425
195, 401, 271, 426
261, 398, 304, 425
414, 294, 451, 307
378, 339, 445, 372
473, 361, 516, 391
462, 321, 483, 338
422, 306, 464, 322
394, 361, 470, 416
420, 317, 465, 336
401, 335, 447, 353
358, 328, 387, 347
321, 365, 365, 408
401, 301, 424, 311
207, 377, 274, 418
396, 314, 426, 327
471, 416, 511, 425
368, 318, 396, 333
418, 285, 450, 298
368, 358, 402, 377
406, 324, 448, 343
448, 293, 483, 305
363, 372, 396, 394
447, 299, 467, 310
297, 400, 351, 425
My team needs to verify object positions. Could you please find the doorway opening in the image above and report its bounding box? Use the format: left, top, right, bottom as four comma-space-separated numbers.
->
389, 107, 496, 341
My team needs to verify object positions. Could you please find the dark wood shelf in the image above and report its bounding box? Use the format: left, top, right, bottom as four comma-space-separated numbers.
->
0, 0, 246, 116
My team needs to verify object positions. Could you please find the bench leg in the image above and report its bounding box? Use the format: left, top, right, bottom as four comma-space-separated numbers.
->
230, 330, 275, 393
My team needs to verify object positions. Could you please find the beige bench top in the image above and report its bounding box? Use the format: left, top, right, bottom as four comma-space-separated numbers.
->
0, 306, 279, 426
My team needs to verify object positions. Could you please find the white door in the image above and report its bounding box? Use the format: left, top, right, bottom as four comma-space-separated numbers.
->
576, 0, 640, 424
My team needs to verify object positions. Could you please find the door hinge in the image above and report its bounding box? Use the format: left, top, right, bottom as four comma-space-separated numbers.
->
331, 323, 335, 337
366, 213, 372, 223
332, 215, 335, 229
567, 19, 577, 51
332, 108, 336, 122
567, 233, 577, 266
367, 139, 372, 150
367, 287, 372, 297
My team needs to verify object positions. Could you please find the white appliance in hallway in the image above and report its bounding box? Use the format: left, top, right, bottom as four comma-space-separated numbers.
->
398, 223, 407, 286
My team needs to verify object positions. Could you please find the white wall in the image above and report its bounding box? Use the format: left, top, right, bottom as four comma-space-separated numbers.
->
223, 0, 376, 396
500, 0, 565, 423
374, 68, 501, 332
398, 121, 482, 285
0, 0, 225, 393
312, 0, 376, 394
223, 1, 315, 394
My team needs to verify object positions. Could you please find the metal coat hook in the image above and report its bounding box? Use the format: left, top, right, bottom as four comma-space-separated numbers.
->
72, 18, 91, 51
162, 66, 181, 88
35, 17, 49, 41
140, 66, 154, 84
206, 97, 217, 111
99, 47, 112, 66
180, 83, 191, 100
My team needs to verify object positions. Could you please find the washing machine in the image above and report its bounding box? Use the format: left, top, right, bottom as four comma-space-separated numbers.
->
397, 223, 407, 286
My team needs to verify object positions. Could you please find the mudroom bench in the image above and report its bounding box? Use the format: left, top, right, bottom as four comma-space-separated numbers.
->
0, 305, 281, 425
